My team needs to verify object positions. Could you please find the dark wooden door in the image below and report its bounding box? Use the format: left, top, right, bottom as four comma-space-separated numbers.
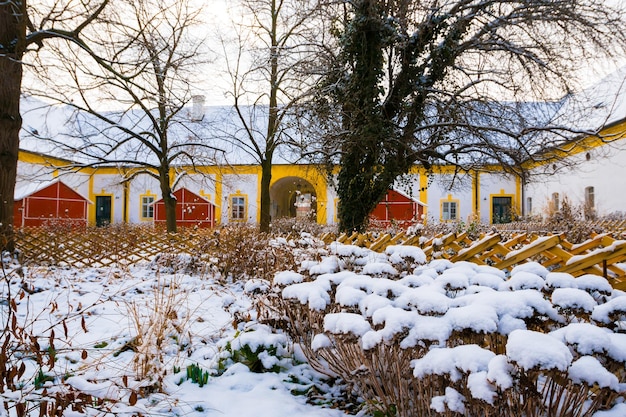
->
95, 196, 112, 227
492, 196, 512, 224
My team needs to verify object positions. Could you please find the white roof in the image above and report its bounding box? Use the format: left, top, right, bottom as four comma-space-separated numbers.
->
550, 65, 626, 131
18, 96, 301, 166
14, 179, 91, 202
18, 66, 626, 167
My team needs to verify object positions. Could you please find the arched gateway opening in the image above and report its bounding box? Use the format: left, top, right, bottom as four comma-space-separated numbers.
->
270, 176, 317, 221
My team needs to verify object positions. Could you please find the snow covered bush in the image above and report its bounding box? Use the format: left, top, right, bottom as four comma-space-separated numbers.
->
217, 323, 292, 374
0, 261, 127, 416
267, 243, 626, 417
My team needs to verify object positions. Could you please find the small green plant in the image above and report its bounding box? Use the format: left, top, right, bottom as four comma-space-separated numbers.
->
372, 404, 397, 417
185, 364, 209, 387
227, 341, 279, 373
218, 325, 290, 374
34, 369, 54, 389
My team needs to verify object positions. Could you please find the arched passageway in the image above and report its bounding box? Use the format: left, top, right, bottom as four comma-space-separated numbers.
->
270, 176, 317, 221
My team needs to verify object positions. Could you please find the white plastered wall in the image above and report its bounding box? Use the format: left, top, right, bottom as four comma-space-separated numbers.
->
478, 172, 518, 224
426, 173, 473, 223
525, 144, 626, 218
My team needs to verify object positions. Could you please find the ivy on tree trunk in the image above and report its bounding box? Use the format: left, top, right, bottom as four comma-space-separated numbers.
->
0, 3, 25, 252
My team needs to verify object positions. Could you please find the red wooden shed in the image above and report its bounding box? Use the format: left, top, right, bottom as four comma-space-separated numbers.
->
370, 189, 426, 228
13, 180, 90, 228
154, 188, 216, 228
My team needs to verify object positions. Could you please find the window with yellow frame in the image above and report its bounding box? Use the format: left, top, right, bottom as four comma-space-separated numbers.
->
229, 192, 247, 221
440, 196, 459, 221
140, 192, 156, 220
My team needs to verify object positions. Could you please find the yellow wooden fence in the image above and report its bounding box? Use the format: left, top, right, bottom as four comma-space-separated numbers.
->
326, 231, 626, 290
15, 225, 214, 268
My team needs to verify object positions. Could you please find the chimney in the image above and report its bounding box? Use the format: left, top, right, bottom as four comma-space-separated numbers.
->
191, 95, 205, 121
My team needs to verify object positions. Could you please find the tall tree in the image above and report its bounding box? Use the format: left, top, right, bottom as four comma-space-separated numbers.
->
27, 0, 217, 233
219, 0, 323, 232
313, 0, 626, 232
0, 0, 108, 252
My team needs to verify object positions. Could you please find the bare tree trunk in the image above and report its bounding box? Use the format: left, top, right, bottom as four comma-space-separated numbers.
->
158, 169, 177, 233
258, 0, 279, 234
0, 3, 24, 253
259, 157, 272, 232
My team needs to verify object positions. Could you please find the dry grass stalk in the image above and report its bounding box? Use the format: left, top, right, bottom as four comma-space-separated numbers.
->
126, 273, 189, 392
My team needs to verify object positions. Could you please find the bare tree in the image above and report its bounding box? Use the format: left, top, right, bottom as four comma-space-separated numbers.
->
218, 0, 323, 232
27, 0, 220, 233
0, 0, 108, 252
310, 0, 626, 232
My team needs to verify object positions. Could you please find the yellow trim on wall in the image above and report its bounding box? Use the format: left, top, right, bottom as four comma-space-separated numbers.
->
269, 165, 329, 225
88, 175, 95, 224
256, 169, 262, 223
522, 120, 626, 170
419, 174, 428, 217
214, 172, 223, 225
515, 176, 522, 218
471, 171, 480, 219
440, 194, 460, 222
199, 190, 212, 203
18, 149, 73, 166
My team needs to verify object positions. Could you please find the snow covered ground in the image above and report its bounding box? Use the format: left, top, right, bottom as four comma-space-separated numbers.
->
0, 254, 349, 417
1, 235, 625, 416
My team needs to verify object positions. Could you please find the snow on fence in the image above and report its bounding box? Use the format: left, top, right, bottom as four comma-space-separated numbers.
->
327, 231, 626, 290
13, 224, 626, 290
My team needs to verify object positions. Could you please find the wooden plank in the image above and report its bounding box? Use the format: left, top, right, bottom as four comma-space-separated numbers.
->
495, 234, 563, 270
556, 241, 626, 275
566, 234, 611, 255
389, 231, 407, 245
401, 235, 422, 247
370, 234, 392, 252
450, 234, 501, 263
541, 245, 574, 269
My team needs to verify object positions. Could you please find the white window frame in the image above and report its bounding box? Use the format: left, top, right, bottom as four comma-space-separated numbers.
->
442, 201, 458, 221
141, 195, 155, 219
230, 195, 246, 221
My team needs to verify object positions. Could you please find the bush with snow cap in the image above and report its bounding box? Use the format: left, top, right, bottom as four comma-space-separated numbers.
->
266, 243, 626, 417
218, 323, 291, 374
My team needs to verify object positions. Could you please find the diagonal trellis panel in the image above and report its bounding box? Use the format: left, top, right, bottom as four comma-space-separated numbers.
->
15, 225, 215, 269
14, 224, 626, 289
336, 230, 626, 290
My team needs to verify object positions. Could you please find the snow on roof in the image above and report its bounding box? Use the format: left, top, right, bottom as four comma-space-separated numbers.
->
18, 66, 626, 168
14, 178, 91, 202
19, 96, 302, 166
551, 65, 626, 131
14, 179, 58, 201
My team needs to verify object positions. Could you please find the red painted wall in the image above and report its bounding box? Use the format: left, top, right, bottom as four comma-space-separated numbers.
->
14, 181, 89, 227
370, 189, 424, 228
154, 188, 216, 228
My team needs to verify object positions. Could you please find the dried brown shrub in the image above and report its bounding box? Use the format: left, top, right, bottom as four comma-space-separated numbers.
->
196, 224, 311, 282
261, 244, 625, 417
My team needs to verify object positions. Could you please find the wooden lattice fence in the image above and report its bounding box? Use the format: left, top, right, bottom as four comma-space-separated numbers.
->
14, 223, 626, 290
15, 225, 216, 268
329, 230, 626, 290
